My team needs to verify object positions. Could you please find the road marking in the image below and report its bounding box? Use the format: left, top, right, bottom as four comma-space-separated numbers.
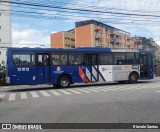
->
0, 94, 5, 99
58, 90, 72, 95
104, 86, 159, 92
67, 89, 81, 94
84, 88, 100, 92
92, 87, 109, 92
76, 89, 91, 93
49, 90, 61, 96
39, 91, 51, 97
94, 86, 135, 91
30, 91, 39, 98
97, 84, 157, 91
3, 86, 9, 89
9, 93, 16, 101
155, 91, 160, 92
21, 92, 27, 99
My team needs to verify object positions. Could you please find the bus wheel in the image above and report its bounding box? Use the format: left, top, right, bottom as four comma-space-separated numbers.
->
58, 75, 71, 88
129, 73, 138, 83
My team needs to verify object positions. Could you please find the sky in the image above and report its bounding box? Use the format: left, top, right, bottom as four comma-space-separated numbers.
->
10, 0, 160, 47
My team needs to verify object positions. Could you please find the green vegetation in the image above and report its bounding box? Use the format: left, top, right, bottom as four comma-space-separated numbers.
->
0, 64, 8, 86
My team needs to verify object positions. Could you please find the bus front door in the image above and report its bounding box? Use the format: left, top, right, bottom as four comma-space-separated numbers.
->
140, 53, 148, 78
37, 53, 50, 84
85, 54, 99, 82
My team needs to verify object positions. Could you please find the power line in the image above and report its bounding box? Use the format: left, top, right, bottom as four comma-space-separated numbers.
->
2, 0, 160, 18
2, 8, 160, 26
2, 1, 160, 25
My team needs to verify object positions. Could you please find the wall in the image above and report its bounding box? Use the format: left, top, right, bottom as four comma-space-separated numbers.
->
64, 31, 75, 48
50, 32, 64, 48
0, 0, 12, 65
75, 25, 92, 47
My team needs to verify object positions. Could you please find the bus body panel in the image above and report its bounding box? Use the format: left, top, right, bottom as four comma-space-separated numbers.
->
112, 65, 140, 81
9, 66, 37, 85
6, 47, 154, 86
50, 66, 83, 85
37, 66, 50, 84
148, 66, 153, 79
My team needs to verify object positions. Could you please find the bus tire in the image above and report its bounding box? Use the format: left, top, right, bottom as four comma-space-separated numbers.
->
129, 73, 138, 83
58, 75, 71, 88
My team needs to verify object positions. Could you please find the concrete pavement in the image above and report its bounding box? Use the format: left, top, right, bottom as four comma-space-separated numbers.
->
0, 78, 160, 131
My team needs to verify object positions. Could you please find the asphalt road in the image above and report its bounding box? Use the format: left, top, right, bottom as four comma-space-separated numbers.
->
0, 77, 160, 132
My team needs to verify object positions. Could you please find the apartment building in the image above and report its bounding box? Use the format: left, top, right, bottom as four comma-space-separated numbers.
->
50, 29, 75, 48
50, 20, 132, 49
0, 0, 12, 66
75, 20, 131, 48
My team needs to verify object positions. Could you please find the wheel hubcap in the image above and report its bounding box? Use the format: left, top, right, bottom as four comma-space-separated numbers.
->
61, 79, 68, 86
131, 75, 136, 81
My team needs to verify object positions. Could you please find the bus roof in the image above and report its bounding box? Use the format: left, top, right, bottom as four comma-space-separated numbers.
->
7, 47, 152, 53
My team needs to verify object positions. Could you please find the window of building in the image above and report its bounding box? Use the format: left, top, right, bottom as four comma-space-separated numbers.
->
99, 53, 113, 65
65, 44, 71, 48
71, 38, 75, 41
52, 53, 68, 65
114, 53, 126, 65
69, 53, 84, 65
71, 46, 75, 48
13, 53, 35, 66
106, 34, 109, 38
65, 37, 67, 39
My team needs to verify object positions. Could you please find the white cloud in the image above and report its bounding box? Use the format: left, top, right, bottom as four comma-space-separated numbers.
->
12, 28, 50, 48
156, 41, 160, 45
68, 0, 160, 42
12, 0, 160, 44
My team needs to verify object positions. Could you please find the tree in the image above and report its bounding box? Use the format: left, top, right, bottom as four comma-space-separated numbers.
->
136, 37, 157, 50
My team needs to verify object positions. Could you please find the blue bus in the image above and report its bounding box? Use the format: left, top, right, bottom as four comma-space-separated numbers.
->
6, 47, 153, 88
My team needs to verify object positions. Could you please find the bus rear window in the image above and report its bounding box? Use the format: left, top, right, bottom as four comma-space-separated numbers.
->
13, 53, 35, 66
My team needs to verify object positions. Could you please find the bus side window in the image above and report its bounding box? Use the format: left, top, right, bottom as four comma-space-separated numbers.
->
52, 53, 68, 65
60, 55, 68, 65
99, 53, 113, 65
52, 54, 61, 65
13, 53, 35, 66
148, 54, 152, 66
43, 55, 50, 66
69, 53, 84, 65
126, 52, 137, 64
114, 53, 126, 65
38, 55, 43, 65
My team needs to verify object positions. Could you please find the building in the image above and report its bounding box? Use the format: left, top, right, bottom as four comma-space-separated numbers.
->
0, 0, 12, 66
75, 20, 131, 48
50, 29, 75, 48
51, 20, 132, 49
